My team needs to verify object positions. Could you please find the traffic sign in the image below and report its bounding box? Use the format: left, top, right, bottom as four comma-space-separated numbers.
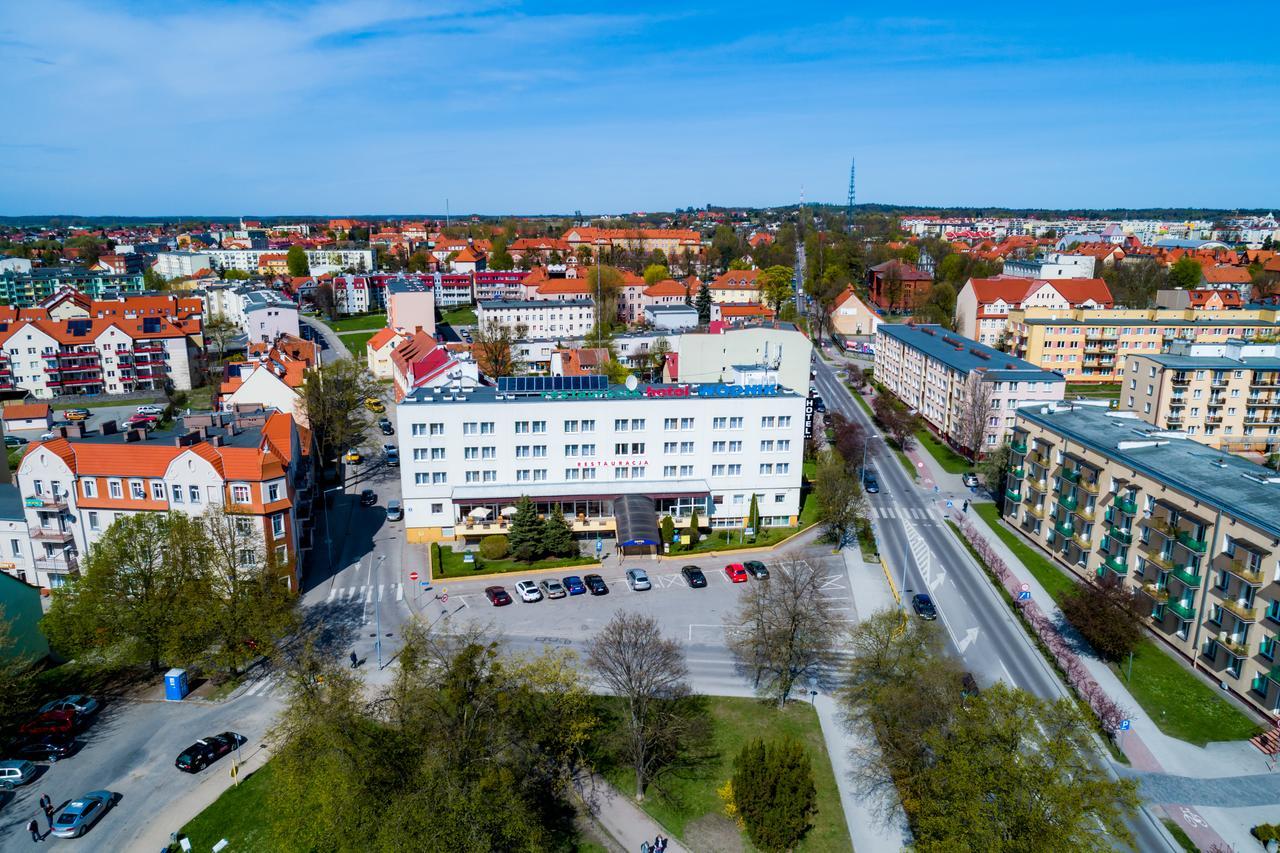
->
595, 538, 603, 554
946, 500, 954, 508
1119, 719, 1131, 731
1017, 590, 1031, 602
1020, 583, 1030, 592
440, 593, 449, 603
408, 571, 419, 581
420, 581, 431, 586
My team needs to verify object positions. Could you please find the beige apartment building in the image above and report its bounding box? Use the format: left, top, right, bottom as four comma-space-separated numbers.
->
1123, 340, 1280, 456
1005, 404, 1280, 719
1006, 305, 1280, 383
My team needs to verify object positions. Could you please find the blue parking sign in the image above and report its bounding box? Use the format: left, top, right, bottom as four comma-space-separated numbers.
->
1119, 719, 1131, 731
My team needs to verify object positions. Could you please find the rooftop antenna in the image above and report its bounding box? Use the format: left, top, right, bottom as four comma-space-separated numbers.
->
445, 198, 450, 231
847, 158, 856, 232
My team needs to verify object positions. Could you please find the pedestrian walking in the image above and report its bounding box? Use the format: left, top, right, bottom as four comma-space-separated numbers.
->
349, 651, 358, 669
962, 499, 969, 513
27, 816, 41, 842
39, 793, 53, 828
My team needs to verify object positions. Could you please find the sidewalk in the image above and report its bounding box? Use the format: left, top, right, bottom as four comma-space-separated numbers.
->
576, 774, 690, 853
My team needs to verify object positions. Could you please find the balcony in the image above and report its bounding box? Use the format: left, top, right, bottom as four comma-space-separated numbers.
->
1025, 504, 1045, 519
1113, 495, 1138, 514
1206, 414, 1224, 425
132, 345, 164, 355
1057, 492, 1078, 511
1138, 582, 1167, 602
1078, 478, 1101, 494
1108, 526, 1133, 545
1168, 600, 1197, 622
1073, 504, 1095, 522
1010, 440, 1028, 455
1074, 532, 1092, 549
27, 496, 68, 511
1026, 478, 1048, 494
1144, 517, 1175, 539
1103, 553, 1129, 575
1055, 519, 1074, 537
1029, 452, 1050, 469
1176, 529, 1208, 554
1141, 546, 1174, 571
1222, 599, 1260, 623
1171, 375, 1191, 386
1060, 467, 1082, 484
1227, 560, 1266, 587
29, 526, 73, 543
1267, 665, 1280, 686
1221, 639, 1251, 660
34, 555, 78, 573
1005, 489, 1022, 503
1009, 466, 1025, 479
1170, 566, 1202, 588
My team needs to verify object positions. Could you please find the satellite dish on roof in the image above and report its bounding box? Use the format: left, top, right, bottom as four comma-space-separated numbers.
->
625, 374, 638, 392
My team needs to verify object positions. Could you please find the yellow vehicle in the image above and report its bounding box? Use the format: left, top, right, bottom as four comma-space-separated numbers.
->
64, 409, 90, 421
365, 400, 386, 413
344, 450, 363, 464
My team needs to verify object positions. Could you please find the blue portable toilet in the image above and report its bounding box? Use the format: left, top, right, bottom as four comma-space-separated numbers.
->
164, 668, 189, 701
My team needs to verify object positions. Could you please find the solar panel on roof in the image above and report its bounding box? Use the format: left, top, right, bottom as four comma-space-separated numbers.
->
497, 375, 607, 394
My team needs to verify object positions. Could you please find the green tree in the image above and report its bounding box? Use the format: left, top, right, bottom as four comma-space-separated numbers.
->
472, 317, 527, 378
489, 237, 514, 271
407, 250, 432, 272
41, 513, 212, 672
203, 311, 238, 370
286, 244, 310, 277
746, 494, 760, 540
758, 265, 794, 312
1168, 255, 1202, 289
196, 506, 298, 677
914, 281, 958, 329
1060, 574, 1144, 662
660, 516, 675, 551
911, 684, 1138, 851
643, 263, 670, 285
980, 443, 1012, 508
732, 737, 817, 852
711, 224, 741, 271
694, 280, 713, 324
687, 507, 701, 547
507, 496, 545, 562
0, 606, 39, 734
813, 448, 865, 544
540, 506, 577, 558
299, 358, 381, 462
142, 266, 168, 290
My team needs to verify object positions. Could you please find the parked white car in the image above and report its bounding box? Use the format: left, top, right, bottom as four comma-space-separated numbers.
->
514, 580, 543, 603
135, 404, 164, 416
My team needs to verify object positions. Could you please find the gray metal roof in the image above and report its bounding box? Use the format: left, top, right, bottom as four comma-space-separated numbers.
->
878, 323, 1060, 380
1016, 405, 1280, 540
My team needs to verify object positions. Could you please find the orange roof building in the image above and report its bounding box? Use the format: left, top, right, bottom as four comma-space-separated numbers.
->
956, 276, 1113, 345
12, 409, 311, 590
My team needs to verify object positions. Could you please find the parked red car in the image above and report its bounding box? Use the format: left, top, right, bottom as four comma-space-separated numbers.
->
724, 563, 748, 583
484, 586, 512, 607
20, 710, 77, 737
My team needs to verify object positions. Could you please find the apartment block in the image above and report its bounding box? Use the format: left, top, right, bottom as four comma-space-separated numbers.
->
12, 409, 313, 590
476, 299, 595, 338
0, 268, 146, 307
1004, 404, 1280, 719
1122, 340, 1280, 455
874, 324, 1064, 453
1006, 305, 1280, 383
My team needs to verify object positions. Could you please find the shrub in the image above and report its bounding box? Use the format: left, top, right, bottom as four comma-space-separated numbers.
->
1060, 575, 1144, 662
479, 535, 509, 560
430, 542, 441, 572
732, 737, 816, 853
1253, 823, 1276, 843
660, 516, 675, 550
688, 508, 701, 547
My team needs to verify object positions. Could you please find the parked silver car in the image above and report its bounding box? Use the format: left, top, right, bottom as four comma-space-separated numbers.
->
51, 790, 114, 838
625, 568, 652, 591
538, 579, 567, 599
0, 760, 37, 789
385, 499, 403, 522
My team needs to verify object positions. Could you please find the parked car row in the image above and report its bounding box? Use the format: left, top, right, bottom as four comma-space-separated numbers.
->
485, 560, 771, 606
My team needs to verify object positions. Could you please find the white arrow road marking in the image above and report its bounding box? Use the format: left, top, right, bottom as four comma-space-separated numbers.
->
928, 570, 947, 592
957, 627, 980, 654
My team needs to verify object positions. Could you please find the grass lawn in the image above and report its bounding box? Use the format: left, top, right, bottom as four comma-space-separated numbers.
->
851, 390, 874, 417
1161, 818, 1197, 853
435, 547, 598, 579
1066, 382, 1121, 400
1113, 640, 1262, 745
182, 385, 214, 412
441, 305, 478, 326
669, 525, 796, 556
342, 331, 376, 356
326, 313, 388, 333
914, 427, 974, 475
973, 502, 1078, 604
892, 446, 918, 481
972, 505, 1263, 745
602, 696, 851, 853
178, 758, 285, 852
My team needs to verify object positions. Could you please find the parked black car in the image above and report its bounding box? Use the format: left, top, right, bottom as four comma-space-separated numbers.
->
379, 418, 394, 436
584, 573, 609, 595
360, 489, 377, 507
10, 734, 77, 762
911, 593, 938, 620
681, 565, 707, 588
175, 732, 246, 773
743, 560, 770, 579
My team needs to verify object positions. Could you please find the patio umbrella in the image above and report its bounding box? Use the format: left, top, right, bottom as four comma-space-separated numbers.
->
500, 506, 519, 517
468, 507, 492, 519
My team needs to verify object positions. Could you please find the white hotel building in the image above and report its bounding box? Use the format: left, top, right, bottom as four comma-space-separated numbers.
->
396, 376, 806, 546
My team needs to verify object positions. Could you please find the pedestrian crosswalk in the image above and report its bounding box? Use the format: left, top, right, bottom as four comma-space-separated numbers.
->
241, 673, 285, 699
869, 504, 941, 521
324, 583, 404, 604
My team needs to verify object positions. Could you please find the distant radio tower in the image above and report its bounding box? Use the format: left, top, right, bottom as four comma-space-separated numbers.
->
846, 158, 856, 229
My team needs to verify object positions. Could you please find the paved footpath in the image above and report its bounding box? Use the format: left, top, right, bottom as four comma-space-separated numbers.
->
577, 774, 690, 853
901, 429, 1271, 850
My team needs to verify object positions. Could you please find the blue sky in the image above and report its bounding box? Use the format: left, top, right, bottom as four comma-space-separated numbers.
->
2, 0, 1278, 215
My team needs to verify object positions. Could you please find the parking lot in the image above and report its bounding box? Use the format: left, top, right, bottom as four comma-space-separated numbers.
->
425, 547, 857, 649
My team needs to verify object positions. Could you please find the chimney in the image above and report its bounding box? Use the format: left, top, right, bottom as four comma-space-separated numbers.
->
124, 430, 141, 443
101, 420, 118, 436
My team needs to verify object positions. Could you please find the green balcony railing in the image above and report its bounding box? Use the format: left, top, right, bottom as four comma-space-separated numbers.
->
1006, 489, 1022, 503
1108, 526, 1133, 545
1168, 600, 1197, 622
1176, 530, 1208, 554
1010, 440, 1028, 455
1061, 467, 1082, 484
1114, 495, 1138, 514
1055, 520, 1075, 537
1057, 493, 1078, 511
1170, 566, 1202, 588
1267, 665, 1280, 686
1009, 466, 1025, 479
1104, 554, 1128, 575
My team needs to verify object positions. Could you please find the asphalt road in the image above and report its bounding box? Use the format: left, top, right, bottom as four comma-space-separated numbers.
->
299, 315, 345, 364
810, 354, 1174, 852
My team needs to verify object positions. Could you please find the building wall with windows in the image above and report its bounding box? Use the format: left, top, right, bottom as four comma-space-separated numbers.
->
874, 324, 1064, 453
476, 300, 595, 338
1004, 404, 1280, 719
1123, 341, 1280, 456
395, 382, 805, 542
1006, 306, 1280, 383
